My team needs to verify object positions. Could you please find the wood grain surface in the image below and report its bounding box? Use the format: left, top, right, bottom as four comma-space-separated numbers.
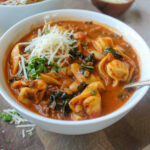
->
1, 0, 150, 150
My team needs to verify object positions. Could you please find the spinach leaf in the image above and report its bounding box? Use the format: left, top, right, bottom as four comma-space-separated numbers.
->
77, 82, 88, 93
84, 53, 95, 64
49, 82, 88, 116
69, 48, 85, 60
104, 47, 123, 60
49, 91, 71, 116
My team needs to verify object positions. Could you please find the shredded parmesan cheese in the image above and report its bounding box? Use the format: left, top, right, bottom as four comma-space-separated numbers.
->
13, 24, 77, 78
22, 129, 25, 138
2, 109, 35, 138
24, 25, 76, 66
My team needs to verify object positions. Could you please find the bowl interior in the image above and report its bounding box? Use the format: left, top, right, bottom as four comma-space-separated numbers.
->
0, 9, 150, 125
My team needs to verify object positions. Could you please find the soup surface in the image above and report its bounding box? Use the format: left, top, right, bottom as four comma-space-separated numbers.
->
0, 0, 42, 5
5, 21, 140, 121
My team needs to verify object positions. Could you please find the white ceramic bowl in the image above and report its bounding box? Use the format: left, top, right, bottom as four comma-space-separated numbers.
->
0, 9, 150, 135
0, 0, 63, 31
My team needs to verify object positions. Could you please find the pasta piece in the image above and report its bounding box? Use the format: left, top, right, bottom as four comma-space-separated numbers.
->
106, 60, 129, 87
74, 32, 87, 41
72, 113, 84, 121
69, 81, 105, 119
33, 79, 48, 104
11, 44, 20, 75
71, 63, 87, 83
83, 96, 101, 116
86, 74, 100, 84
98, 52, 131, 87
19, 87, 34, 105
114, 46, 136, 82
19, 80, 47, 105
98, 53, 114, 85
12, 80, 28, 89
69, 81, 80, 92
40, 73, 61, 85
71, 63, 101, 84
92, 50, 105, 60
93, 37, 114, 53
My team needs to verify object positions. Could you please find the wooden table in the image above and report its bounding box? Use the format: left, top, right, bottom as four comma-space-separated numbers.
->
1, 0, 150, 149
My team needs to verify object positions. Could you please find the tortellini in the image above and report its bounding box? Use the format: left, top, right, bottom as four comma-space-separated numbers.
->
19, 79, 47, 105
33, 79, 48, 104
93, 37, 114, 53
114, 46, 135, 82
71, 63, 101, 84
69, 81, 105, 120
106, 60, 129, 87
19, 87, 34, 105
71, 63, 86, 83
40, 73, 61, 85
12, 80, 28, 89
98, 53, 131, 87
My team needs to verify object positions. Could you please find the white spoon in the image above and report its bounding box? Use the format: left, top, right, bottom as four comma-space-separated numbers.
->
124, 80, 150, 89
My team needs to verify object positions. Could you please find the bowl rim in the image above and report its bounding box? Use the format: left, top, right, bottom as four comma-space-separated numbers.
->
0, 0, 56, 8
0, 9, 149, 126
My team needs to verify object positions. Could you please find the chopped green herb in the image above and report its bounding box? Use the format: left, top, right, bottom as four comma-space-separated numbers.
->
104, 47, 123, 60
27, 130, 34, 136
81, 64, 94, 70
44, 28, 49, 34
61, 67, 67, 71
27, 56, 48, 79
0, 113, 12, 122
70, 40, 77, 46
49, 62, 60, 73
90, 89, 96, 95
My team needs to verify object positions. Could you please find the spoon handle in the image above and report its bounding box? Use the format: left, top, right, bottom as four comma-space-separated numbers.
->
124, 80, 150, 89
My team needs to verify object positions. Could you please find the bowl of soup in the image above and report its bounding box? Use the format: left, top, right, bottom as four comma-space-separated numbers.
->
0, 9, 150, 135
0, 0, 63, 31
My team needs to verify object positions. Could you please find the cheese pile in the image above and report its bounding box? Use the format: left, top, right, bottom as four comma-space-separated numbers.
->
16, 24, 77, 78
24, 25, 76, 66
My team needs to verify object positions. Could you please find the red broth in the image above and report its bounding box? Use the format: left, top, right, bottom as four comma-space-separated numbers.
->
5, 21, 140, 120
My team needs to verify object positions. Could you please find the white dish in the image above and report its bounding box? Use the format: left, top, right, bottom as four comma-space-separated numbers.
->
0, 9, 150, 135
0, 0, 63, 30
